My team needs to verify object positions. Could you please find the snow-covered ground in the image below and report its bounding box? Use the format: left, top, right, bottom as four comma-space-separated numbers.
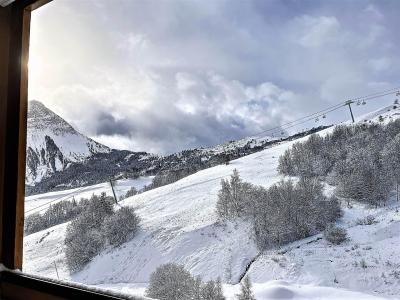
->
23, 105, 400, 299
25, 176, 153, 215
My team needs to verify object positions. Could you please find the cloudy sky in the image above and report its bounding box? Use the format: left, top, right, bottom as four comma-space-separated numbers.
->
29, 0, 400, 154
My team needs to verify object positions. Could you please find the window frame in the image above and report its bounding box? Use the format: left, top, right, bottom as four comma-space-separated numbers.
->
0, 1, 137, 298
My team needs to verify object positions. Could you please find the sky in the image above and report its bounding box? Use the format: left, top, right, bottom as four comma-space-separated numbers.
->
28, 0, 400, 154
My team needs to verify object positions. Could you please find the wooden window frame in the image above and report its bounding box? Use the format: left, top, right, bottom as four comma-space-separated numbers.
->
0, 1, 136, 298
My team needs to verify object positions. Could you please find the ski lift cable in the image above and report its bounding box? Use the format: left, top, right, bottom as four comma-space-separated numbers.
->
25, 185, 89, 214
354, 90, 400, 104
346, 86, 400, 102
253, 103, 345, 137
288, 90, 400, 130
26, 86, 400, 214
29, 177, 129, 214
251, 88, 399, 138
279, 105, 345, 131
252, 103, 344, 137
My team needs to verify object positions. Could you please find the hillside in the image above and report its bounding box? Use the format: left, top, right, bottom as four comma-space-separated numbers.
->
23, 104, 400, 299
26, 100, 328, 196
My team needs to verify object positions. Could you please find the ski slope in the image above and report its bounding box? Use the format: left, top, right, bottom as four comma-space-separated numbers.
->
25, 177, 153, 215
23, 105, 400, 299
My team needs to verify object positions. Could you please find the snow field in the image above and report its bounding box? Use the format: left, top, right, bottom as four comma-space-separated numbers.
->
23, 105, 400, 299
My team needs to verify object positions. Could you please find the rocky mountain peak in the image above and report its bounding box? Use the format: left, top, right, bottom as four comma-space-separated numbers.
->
28, 100, 76, 135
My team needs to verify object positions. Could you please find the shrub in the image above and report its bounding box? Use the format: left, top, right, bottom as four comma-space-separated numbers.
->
200, 278, 225, 300
324, 224, 347, 245
356, 215, 377, 226
65, 221, 104, 272
25, 213, 47, 235
64, 193, 140, 272
146, 263, 226, 300
146, 263, 196, 300
103, 206, 140, 247
120, 186, 138, 201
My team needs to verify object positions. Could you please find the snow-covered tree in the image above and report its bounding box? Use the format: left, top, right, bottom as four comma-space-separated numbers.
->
24, 198, 84, 235
193, 276, 203, 300
237, 276, 256, 300
216, 169, 252, 219
102, 206, 140, 247
65, 193, 140, 271
200, 278, 225, 300
382, 133, 400, 201
277, 121, 398, 206
277, 149, 294, 176
120, 186, 138, 200
146, 263, 196, 300
24, 212, 46, 235
65, 217, 104, 272
215, 278, 226, 300
334, 147, 391, 206
324, 224, 347, 245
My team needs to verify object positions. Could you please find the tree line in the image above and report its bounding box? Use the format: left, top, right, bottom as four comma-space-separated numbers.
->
278, 119, 400, 205
25, 198, 84, 235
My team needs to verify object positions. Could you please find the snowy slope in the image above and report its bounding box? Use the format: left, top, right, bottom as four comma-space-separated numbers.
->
22, 138, 303, 286
23, 105, 400, 299
356, 104, 400, 124
247, 199, 400, 298
26, 100, 111, 185
25, 177, 153, 215
199, 132, 282, 156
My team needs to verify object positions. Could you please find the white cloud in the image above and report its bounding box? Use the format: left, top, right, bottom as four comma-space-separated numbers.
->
364, 4, 384, 20
294, 16, 341, 48
28, 0, 400, 153
368, 57, 391, 72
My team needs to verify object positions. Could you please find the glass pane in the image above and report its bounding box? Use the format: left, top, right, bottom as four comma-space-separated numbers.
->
24, 1, 400, 299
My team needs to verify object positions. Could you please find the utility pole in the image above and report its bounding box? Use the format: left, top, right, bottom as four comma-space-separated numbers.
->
109, 179, 118, 204
345, 100, 355, 123
53, 261, 60, 280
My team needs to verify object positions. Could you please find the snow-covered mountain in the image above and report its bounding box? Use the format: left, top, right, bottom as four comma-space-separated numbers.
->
26, 100, 328, 195
23, 104, 400, 299
26, 100, 111, 185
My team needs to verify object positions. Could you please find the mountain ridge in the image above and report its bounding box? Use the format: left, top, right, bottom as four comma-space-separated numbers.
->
25, 100, 329, 195
26, 100, 113, 186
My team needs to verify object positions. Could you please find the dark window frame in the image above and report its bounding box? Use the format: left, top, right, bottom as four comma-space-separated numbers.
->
0, 1, 137, 298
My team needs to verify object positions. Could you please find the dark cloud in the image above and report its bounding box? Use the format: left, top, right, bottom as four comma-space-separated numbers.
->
95, 112, 132, 137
